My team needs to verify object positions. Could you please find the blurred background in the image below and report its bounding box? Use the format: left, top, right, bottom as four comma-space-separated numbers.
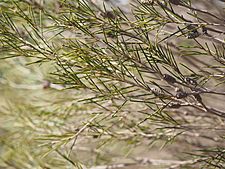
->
0, 0, 225, 169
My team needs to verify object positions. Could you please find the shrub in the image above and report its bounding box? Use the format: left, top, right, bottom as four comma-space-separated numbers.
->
0, 0, 224, 168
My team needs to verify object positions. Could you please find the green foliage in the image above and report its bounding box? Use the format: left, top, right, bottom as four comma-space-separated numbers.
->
0, 0, 225, 168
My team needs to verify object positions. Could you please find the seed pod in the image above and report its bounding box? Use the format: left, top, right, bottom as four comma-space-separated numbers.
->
93, 135, 99, 139
185, 24, 200, 39
187, 30, 200, 39
169, 0, 181, 5
184, 77, 197, 85
168, 102, 181, 108
101, 11, 115, 19
151, 87, 164, 96
163, 74, 176, 84
141, 0, 155, 5
202, 26, 208, 34
186, 24, 198, 30
176, 91, 188, 99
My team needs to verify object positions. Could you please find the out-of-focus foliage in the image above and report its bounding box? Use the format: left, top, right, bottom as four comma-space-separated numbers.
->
0, 0, 225, 169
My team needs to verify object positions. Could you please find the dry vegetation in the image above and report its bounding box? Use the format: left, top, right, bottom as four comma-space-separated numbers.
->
0, 0, 225, 169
